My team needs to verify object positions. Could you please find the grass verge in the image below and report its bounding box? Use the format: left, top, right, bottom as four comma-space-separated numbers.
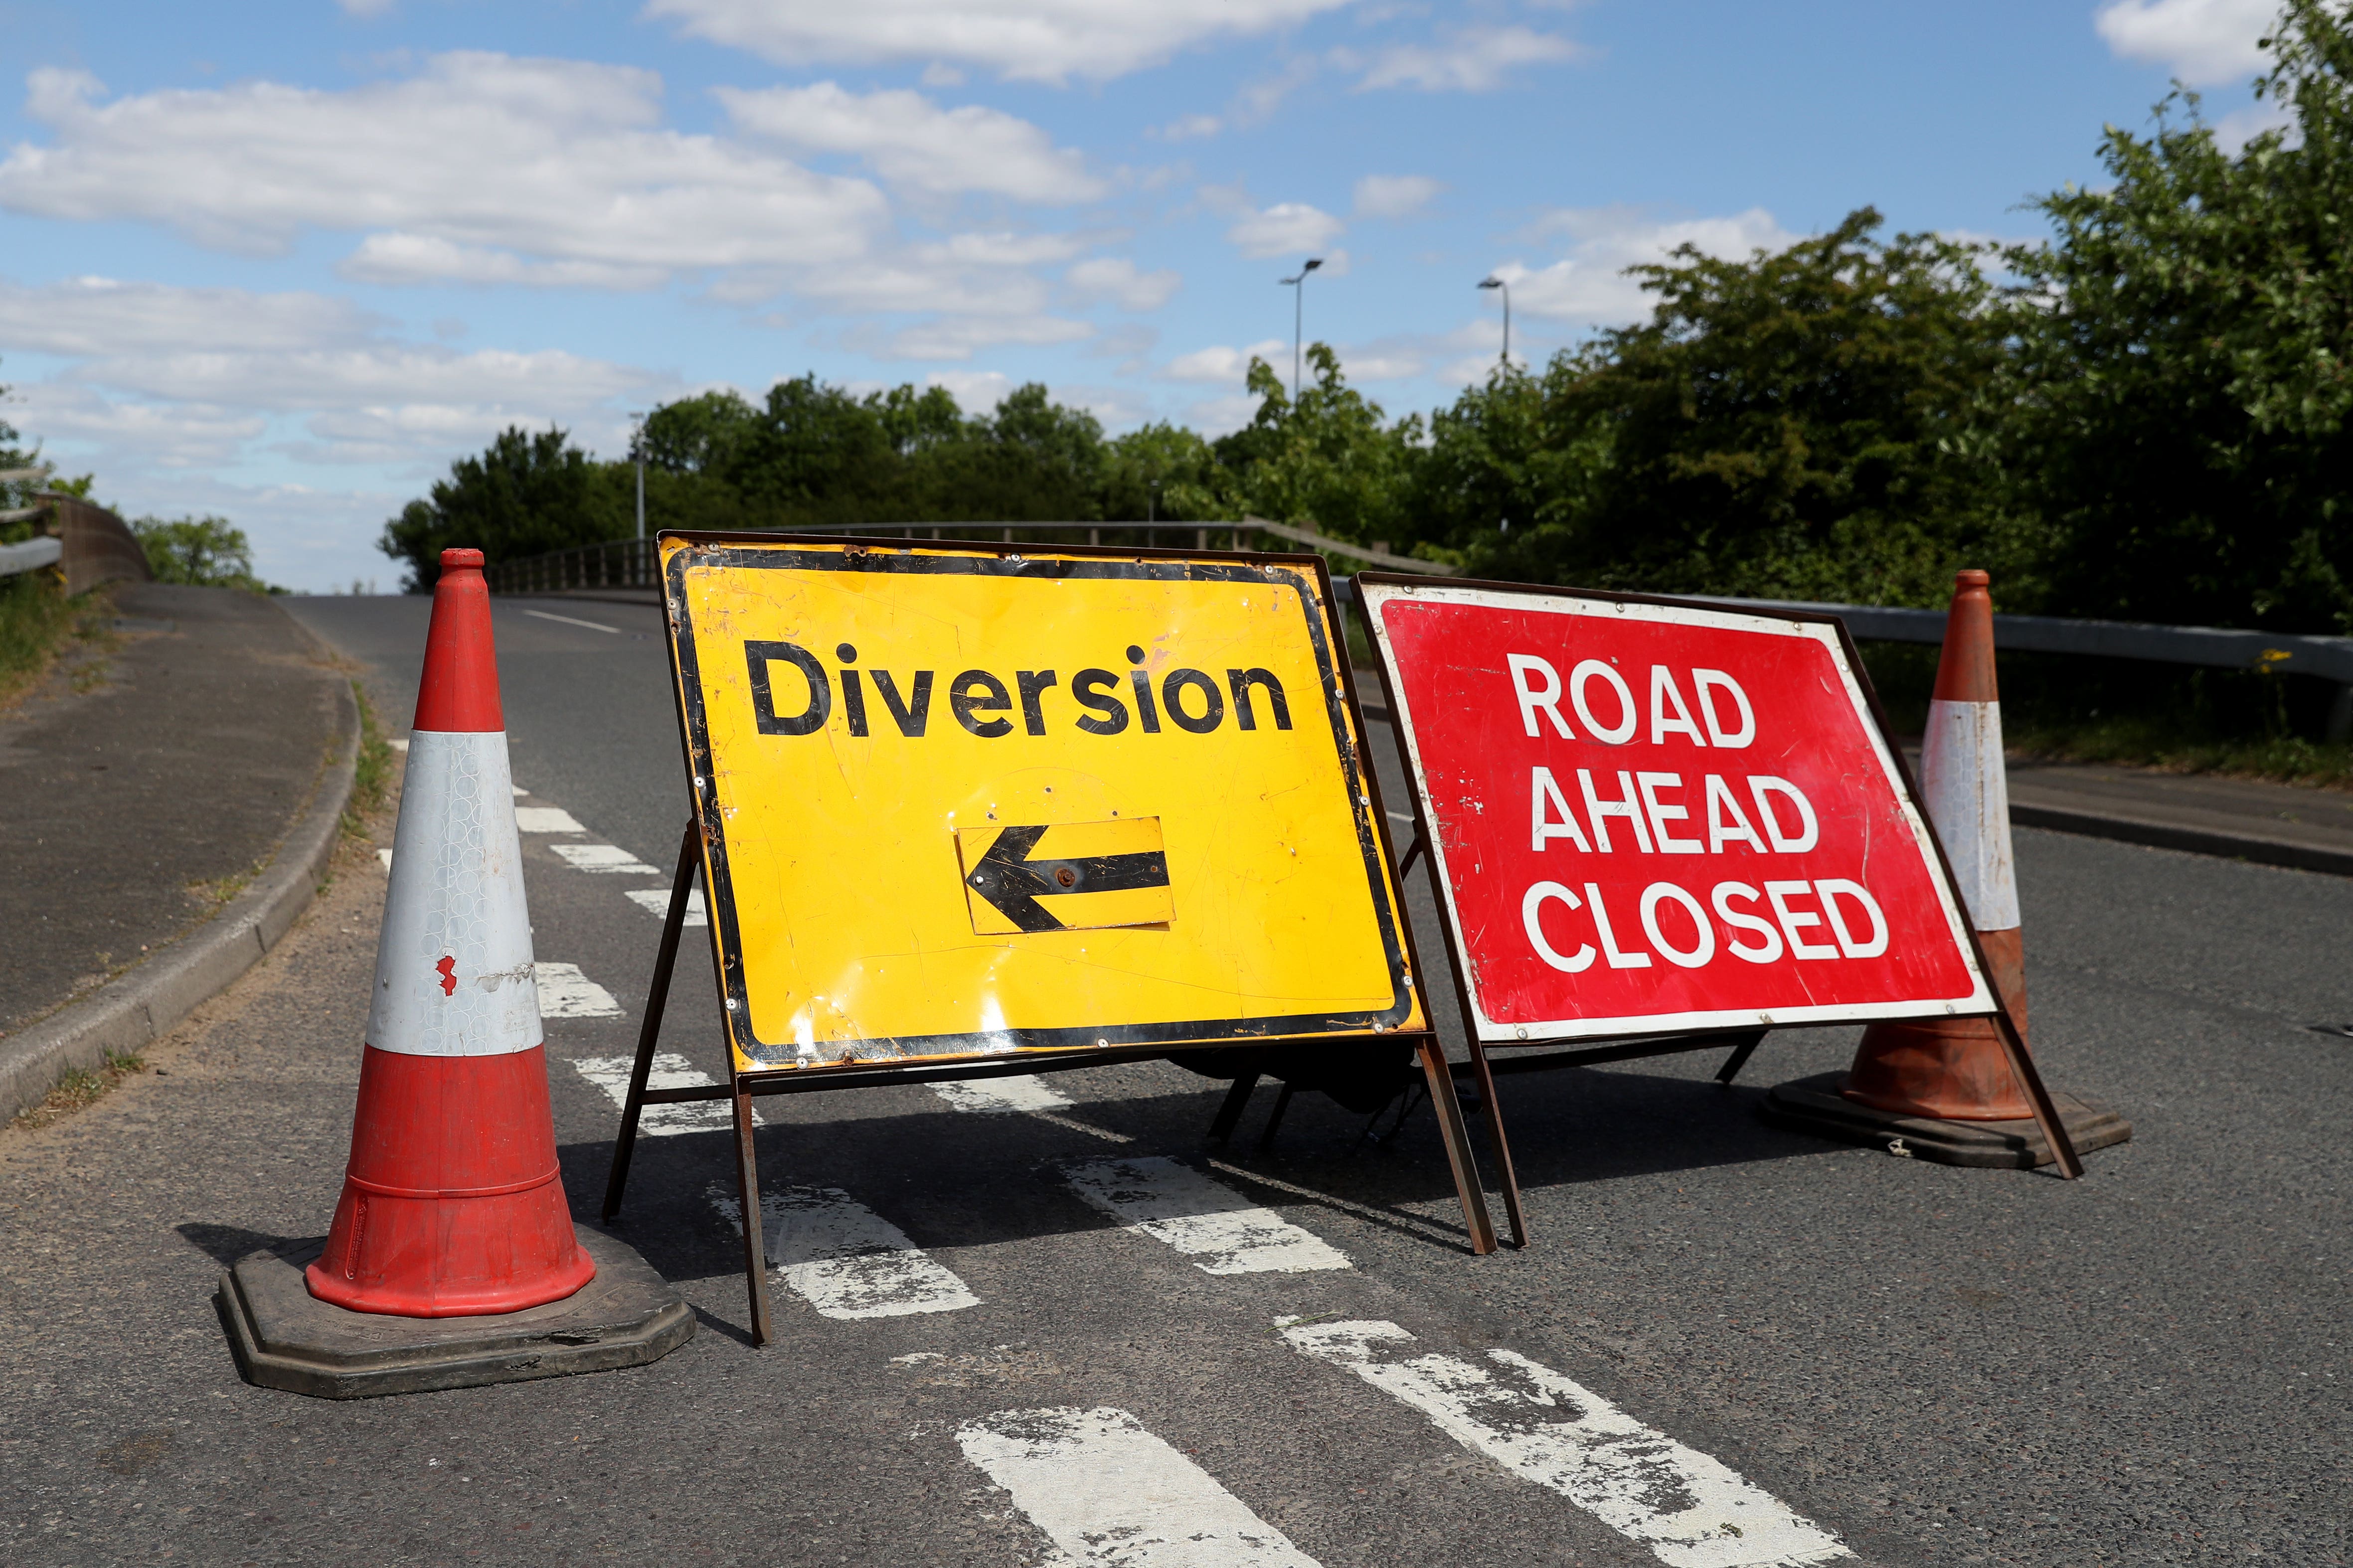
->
9, 1049, 149, 1132
0, 573, 106, 708
343, 679, 393, 836
2004, 717, 2353, 790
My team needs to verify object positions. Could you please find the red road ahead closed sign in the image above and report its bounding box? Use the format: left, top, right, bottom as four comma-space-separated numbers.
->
1360, 578, 1996, 1043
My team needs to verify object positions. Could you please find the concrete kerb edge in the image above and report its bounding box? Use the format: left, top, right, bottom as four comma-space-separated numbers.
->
0, 677, 362, 1121
2012, 800, 2353, 879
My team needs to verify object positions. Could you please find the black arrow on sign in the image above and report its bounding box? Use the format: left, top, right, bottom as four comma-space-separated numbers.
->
964, 824, 1171, 933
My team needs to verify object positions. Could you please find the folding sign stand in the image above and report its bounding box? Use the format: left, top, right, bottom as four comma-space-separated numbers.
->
1351, 573, 2081, 1250
601, 534, 1501, 1345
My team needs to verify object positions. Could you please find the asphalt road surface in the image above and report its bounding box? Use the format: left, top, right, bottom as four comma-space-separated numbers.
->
3, 589, 2346, 1568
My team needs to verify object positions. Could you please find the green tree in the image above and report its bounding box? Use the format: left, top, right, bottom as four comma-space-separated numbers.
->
1478, 209, 2020, 604
2006, 0, 2353, 632
377, 425, 618, 589
1098, 422, 1218, 521
1188, 346, 1423, 545
1408, 360, 1610, 566
641, 389, 760, 475
132, 515, 277, 591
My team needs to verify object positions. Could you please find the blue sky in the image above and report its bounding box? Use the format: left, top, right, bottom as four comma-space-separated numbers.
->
0, 0, 2287, 590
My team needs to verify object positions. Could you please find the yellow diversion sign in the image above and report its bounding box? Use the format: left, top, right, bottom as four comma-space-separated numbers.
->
659, 532, 1426, 1072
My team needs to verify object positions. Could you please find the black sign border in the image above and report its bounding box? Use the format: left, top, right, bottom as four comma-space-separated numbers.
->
661, 533, 1420, 1070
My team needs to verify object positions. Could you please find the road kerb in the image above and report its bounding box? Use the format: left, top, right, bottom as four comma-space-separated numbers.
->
0, 679, 360, 1121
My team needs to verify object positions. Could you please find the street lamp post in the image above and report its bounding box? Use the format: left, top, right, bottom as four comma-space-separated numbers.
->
629, 411, 647, 542
1280, 257, 1324, 402
1479, 277, 1510, 366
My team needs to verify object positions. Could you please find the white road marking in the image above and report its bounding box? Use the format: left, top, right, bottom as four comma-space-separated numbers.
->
512, 785, 529, 797
388, 738, 408, 752
1063, 1156, 1349, 1274
376, 848, 392, 873
707, 1184, 979, 1319
958, 1406, 1321, 1568
514, 805, 586, 833
572, 1052, 748, 1135
551, 843, 659, 873
1280, 1318, 1850, 1568
931, 1075, 1073, 1113
534, 961, 622, 1018
522, 607, 621, 633
625, 887, 707, 926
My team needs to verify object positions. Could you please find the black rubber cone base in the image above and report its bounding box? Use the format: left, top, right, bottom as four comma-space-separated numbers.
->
218, 1224, 693, 1399
1760, 1070, 2132, 1169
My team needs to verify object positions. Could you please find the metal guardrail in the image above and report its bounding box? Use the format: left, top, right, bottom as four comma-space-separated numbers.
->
1690, 595, 2353, 740
484, 527, 2353, 739
482, 518, 1455, 597
0, 536, 64, 578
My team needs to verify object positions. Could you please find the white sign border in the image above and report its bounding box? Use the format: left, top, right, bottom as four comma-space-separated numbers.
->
1360, 579, 1998, 1045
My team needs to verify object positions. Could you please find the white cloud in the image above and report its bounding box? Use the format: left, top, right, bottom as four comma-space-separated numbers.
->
644, 0, 1354, 85
1353, 173, 1439, 218
926, 370, 1013, 411
1186, 391, 1263, 436
0, 275, 381, 356
1353, 26, 1584, 92
0, 56, 887, 283
719, 82, 1104, 202
2095, 0, 2276, 87
1066, 257, 1181, 310
873, 314, 1093, 359
1164, 339, 1286, 382
1498, 205, 1800, 326
1226, 201, 1345, 259
1153, 113, 1224, 141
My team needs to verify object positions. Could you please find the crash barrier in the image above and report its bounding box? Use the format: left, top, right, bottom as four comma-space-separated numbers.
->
1357, 572, 2085, 1243
490, 529, 2353, 737
0, 489, 151, 596
0, 536, 63, 579
602, 531, 1491, 1343
481, 518, 1447, 597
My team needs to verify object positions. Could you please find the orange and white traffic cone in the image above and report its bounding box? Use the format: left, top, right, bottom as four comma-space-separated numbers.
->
307, 547, 595, 1316
1842, 569, 2034, 1120
1761, 569, 2130, 1166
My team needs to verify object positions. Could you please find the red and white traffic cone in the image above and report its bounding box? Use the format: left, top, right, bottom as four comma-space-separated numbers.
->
1762, 569, 2130, 1166
308, 548, 595, 1316
1842, 569, 2034, 1119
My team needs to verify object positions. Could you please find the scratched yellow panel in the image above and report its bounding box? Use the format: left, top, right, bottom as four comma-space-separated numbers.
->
658, 535, 1422, 1070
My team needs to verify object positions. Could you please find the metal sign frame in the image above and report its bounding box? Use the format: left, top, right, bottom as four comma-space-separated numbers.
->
601, 534, 1501, 1343
1353, 571, 2081, 1245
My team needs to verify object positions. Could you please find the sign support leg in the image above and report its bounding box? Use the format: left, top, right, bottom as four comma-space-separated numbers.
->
1208, 1072, 1260, 1143
1416, 1038, 1498, 1254
730, 1075, 774, 1346
1712, 1029, 1766, 1086
601, 820, 700, 1222
1462, 1039, 1526, 1248
1991, 1001, 2084, 1179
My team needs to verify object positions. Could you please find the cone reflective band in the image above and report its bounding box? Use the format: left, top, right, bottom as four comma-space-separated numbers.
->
308, 547, 595, 1317
1361, 579, 1997, 1041
1844, 570, 2034, 1119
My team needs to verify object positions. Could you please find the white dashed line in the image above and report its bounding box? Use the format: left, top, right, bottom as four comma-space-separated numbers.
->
551, 843, 659, 873
514, 806, 586, 833
572, 1052, 749, 1135
930, 1075, 1073, 1113
521, 608, 621, 633
534, 961, 622, 1018
958, 1406, 1321, 1568
1063, 1156, 1350, 1274
707, 1184, 979, 1320
1280, 1319, 1850, 1568
625, 888, 707, 926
